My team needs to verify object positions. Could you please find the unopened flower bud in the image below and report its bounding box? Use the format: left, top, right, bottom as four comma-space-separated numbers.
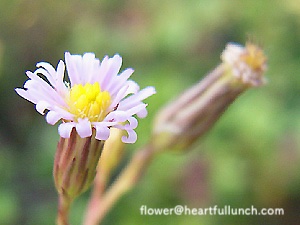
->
153, 42, 267, 151
53, 128, 104, 200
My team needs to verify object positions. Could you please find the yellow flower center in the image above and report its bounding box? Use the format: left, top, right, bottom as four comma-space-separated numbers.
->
241, 43, 267, 72
68, 82, 111, 122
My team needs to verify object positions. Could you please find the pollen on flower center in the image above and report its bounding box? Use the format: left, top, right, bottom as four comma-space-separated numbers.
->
68, 82, 111, 122
241, 43, 267, 72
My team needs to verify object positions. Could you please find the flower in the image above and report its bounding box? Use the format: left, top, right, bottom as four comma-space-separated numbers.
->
221, 42, 267, 86
16, 52, 156, 143
152, 42, 267, 151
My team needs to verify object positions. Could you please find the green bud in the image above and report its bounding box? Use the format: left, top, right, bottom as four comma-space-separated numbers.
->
152, 43, 267, 152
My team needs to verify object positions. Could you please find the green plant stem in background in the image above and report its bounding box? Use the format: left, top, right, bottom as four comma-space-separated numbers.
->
57, 194, 72, 225
83, 144, 156, 225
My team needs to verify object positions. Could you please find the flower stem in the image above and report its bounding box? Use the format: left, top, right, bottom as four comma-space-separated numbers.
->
57, 194, 72, 225
83, 143, 155, 225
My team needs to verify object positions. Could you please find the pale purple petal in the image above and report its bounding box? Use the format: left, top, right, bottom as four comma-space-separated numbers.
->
58, 122, 76, 138
122, 130, 137, 143
36, 61, 57, 75
35, 62, 57, 86
55, 60, 68, 94
15, 88, 37, 104
109, 85, 129, 111
118, 86, 156, 111
25, 72, 55, 95
34, 60, 67, 94
125, 80, 140, 95
108, 54, 122, 74
125, 103, 147, 116
46, 111, 62, 125
107, 68, 134, 94
76, 118, 92, 138
137, 108, 148, 118
95, 125, 110, 140
92, 121, 118, 127
124, 117, 138, 129
24, 71, 67, 107
51, 107, 74, 121
81, 53, 101, 84
23, 81, 66, 109
36, 101, 51, 114
104, 110, 129, 123
65, 52, 81, 86
101, 55, 122, 90
79, 53, 94, 84
96, 56, 109, 85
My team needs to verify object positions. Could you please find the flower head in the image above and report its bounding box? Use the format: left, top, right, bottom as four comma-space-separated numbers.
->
221, 42, 267, 86
153, 42, 267, 152
16, 52, 155, 143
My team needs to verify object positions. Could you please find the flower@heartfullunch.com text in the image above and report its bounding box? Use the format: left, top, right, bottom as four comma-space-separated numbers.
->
139, 205, 284, 216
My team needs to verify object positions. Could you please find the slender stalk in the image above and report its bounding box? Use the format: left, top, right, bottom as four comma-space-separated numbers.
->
83, 167, 109, 225
57, 194, 72, 225
83, 144, 156, 225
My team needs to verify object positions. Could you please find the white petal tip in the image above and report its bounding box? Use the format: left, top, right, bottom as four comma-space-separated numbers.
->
121, 130, 137, 143
58, 123, 75, 138
76, 118, 92, 138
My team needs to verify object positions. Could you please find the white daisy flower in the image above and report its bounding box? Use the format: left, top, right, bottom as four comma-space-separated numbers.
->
16, 52, 156, 143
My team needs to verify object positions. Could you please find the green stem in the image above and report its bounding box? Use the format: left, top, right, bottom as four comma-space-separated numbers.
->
57, 194, 72, 225
83, 143, 156, 225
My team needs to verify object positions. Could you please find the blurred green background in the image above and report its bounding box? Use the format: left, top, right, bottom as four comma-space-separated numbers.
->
1, 0, 300, 224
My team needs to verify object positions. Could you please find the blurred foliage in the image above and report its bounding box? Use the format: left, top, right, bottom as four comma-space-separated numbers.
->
1, 0, 300, 224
